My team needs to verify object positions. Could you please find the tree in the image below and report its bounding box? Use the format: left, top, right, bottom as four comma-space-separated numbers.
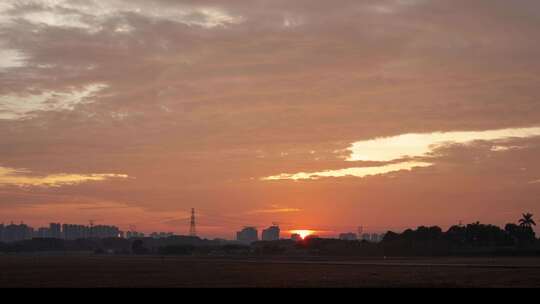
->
131, 240, 149, 255
505, 223, 536, 246
519, 213, 536, 229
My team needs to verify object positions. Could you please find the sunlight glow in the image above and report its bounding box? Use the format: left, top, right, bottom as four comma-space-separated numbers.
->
262, 161, 432, 181
347, 127, 540, 162
0, 167, 129, 188
291, 230, 316, 239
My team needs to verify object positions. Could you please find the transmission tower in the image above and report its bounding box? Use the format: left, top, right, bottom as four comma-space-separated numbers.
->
189, 208, 197, 237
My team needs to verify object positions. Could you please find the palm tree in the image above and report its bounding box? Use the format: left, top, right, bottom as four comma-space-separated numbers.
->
519, 213, 536, 228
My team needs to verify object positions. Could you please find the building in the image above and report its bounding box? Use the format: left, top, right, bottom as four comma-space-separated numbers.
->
339, 232, 358, 241
361, 233, 372, 241
262, 225, 280, 241
126, 231, 145, 239
3, 223, 33, 243
371, 233, 381, 243
91, 225, 121, 239
150, 232, 174, 239
35, 227, 51, 238
237, 227, 258, 244
63, 224, 90, 240
49, 223, 62, 239
32, 223, 64, 239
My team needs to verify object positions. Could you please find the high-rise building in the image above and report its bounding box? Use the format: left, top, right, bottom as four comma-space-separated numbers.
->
91, 225, 121, 239
35, 227, 51, 238
3, 223, 33, 243
63, 224, 90, 240
339, 232, 358, 241
236, 227, 258, 244
49, 223, 62, 239
262, 225, 280, 241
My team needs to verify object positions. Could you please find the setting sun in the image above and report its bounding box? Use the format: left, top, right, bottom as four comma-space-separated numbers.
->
291, 230, 316, 239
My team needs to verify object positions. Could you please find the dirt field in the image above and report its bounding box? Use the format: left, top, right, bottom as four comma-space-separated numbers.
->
1, 255, 540, 288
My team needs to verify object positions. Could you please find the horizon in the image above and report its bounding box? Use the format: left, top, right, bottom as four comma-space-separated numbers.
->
1, 212, 536, 240
1, 0, 540, 241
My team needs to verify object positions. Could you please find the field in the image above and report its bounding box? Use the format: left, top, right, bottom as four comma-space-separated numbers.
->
1, 255, 540, 288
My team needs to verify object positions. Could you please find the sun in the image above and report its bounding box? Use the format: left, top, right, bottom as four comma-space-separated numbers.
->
291, 230, 315, 239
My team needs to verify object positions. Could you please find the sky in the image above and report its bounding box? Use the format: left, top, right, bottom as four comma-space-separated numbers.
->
1, 0, 540, 238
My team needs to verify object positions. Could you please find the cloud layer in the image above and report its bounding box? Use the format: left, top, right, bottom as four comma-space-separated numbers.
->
1, 0, 540, 236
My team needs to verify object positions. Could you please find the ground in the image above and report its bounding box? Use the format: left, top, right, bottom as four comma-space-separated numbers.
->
1, 255, 540, 288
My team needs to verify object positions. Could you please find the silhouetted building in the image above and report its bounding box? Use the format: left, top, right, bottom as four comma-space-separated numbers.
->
371, 233, 386, 243
35, 227, 51, 238
63, 224, 90, 240
49, 223, 62, 239
237, 227, 258, 244
362, 233, 371, 241
339, 232, 358, 241
3, 223, 33, 243
91, 225, 121, 239
262, 225, 280, 241
150, 232, 174, 239
126, 231, 145, 239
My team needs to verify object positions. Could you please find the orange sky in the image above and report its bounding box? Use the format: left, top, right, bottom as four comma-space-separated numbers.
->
1, 0, 540, 239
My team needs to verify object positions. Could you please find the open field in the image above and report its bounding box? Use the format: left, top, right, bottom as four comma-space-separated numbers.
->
1, 256, 540, 288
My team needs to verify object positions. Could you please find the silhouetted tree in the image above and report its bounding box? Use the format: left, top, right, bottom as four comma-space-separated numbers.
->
382, 231, 400, 242
506, 223, 536, 246
131, 240, 148, 255
519, 213, 536, 229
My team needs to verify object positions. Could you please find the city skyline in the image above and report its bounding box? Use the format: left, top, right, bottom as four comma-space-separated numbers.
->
1, 0, 540, 239
0, 211, 534, 241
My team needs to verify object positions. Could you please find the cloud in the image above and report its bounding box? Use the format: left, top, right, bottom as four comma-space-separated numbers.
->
0, 1, 243, 32
0, 49, 26, 70
0, 0, 540, 237
262, 161, 432, 181
263, 127, 540, 181
0, 83, 107, 120
0, 166, 129, 187
348, 127, 540, 162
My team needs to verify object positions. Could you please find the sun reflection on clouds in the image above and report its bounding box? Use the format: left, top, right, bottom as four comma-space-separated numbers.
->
347, 127, 540, 162
262, 126, 540, 182
0, 167, 129, 188
262, 161, 432, 181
